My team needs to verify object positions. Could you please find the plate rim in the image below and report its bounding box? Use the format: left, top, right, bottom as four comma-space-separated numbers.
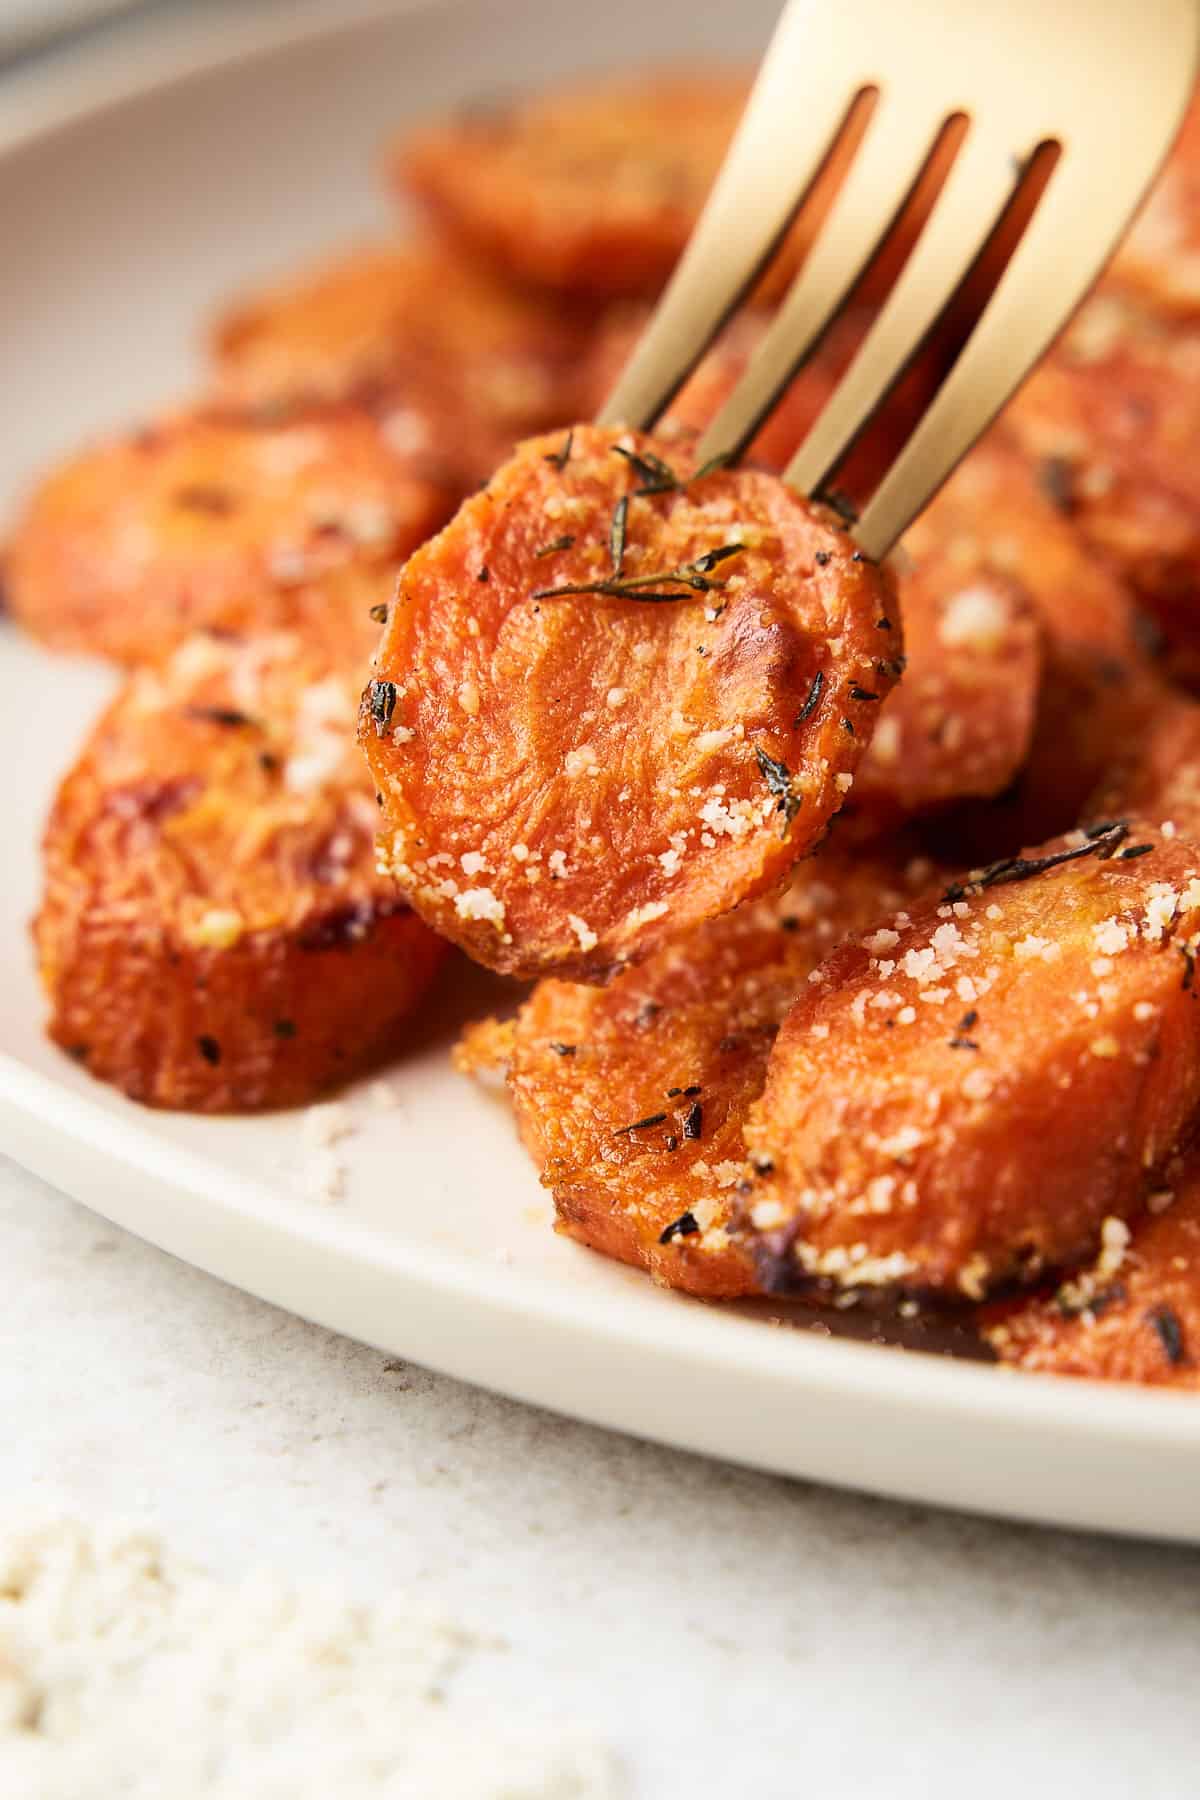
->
6, 1043, 1200, 1440
0, 0, 449, 158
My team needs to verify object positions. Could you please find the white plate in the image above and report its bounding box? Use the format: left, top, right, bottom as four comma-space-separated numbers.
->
0, 0, 140, 62
2, 0, 1199, 1545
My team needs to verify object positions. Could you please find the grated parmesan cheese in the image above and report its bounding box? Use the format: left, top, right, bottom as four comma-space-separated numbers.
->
454, 888, 506, 928
0, 1519, 621, 1799
564, 746, 598, 778
938, 583, 1010, 654
185, 908, 245, 951
568, 915, 598, 953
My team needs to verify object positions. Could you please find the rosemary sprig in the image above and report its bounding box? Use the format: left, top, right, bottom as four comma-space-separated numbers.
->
534, 534, 576, 558
611, 444, 680, 495
544, 429, 574, 470
940, 820, 1131, 902
610, 443, 734, 495
532, 543, 745, 603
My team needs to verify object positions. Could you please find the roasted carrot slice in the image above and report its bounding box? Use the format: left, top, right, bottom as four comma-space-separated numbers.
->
391, 72, 755, 302
913, 434, 1161, 859
739, 822, 1200, 1299
390, 70, 904, 306
6, 403, 455, 666
210, 242, 588, 487
362, 424, 902, 981
584, 325, 1030, 845
1108, 90, 1200, 322
497, 413, 1040, 844
847, 482, 1042, 837
1006, 297, 1200, 687
1093, 695, 1200, 839
35, 631, 446, 1112
481, 844, 942, 1296
986, 1152, 1200, 1387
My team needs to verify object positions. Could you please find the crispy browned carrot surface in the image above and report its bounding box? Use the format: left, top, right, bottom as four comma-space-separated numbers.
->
1107, 89, 1200, 322
848, 475, 1042, 837
986, 1152, 1200, 1387
210, 242, 589, 488
1092, 696, 1200, 844
912, 433, 1163, 860
1006, 297, 1200, 687
362, 424, 901, 981
6, 403, 455, 666
391, 72, 756, 302
36, 631, 446, 1111
487, 845, 942, 1296
739, 822, 1200, 1299
391, 70, 937, 307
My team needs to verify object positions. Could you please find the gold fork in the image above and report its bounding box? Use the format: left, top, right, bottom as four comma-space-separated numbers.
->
599, 0, 1199, 560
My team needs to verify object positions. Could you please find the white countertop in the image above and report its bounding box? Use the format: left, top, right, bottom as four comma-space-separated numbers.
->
4, 1150, 1199, 1798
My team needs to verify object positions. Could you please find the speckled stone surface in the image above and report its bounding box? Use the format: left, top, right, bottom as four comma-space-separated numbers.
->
3, 1152, 1199, 1798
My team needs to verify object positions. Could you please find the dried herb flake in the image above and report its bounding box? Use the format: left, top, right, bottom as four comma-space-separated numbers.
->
794, 669, 824, 728
611, 444, 679, 495
367, 680, 398, 737
613, 1111, 669, 1136
659, 1211, 700, 1244
755, 746, 802, 833
185, 706, 257, 730
1036, 455, 1076, 514
1147, 1304, 1187, 1366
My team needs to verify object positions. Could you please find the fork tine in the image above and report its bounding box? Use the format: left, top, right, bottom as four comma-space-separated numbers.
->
784, 123, 1028, 499
596, 3, 855, 432
694, 101, 952, 467
853, 143, 1195, 560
